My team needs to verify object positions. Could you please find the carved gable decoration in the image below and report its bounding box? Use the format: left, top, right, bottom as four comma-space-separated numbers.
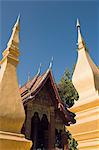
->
20, 69, 61, 108
34, 86, 52, 106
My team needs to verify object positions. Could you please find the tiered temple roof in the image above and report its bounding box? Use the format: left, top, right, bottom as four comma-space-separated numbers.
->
20, 67, 76, 126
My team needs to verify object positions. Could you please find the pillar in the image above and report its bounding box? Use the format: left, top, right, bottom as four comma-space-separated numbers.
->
25, 104, 32, 140
48, 106, 55, 150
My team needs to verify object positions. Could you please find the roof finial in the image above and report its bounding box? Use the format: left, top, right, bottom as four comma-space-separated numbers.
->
27, 72, 30, 82
49, 56, 53, 69
37, 63, 42, 76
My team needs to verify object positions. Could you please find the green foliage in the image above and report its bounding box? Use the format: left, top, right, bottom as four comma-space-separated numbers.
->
66, 130, 78, 150
58, 68, 79, 108
57, 68, 79, 149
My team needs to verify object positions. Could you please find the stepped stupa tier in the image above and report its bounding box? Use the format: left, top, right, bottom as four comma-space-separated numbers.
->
68, 19, 99, 150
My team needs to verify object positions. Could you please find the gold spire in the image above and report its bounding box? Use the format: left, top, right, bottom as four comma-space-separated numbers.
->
72, 20, 99, 100
0, 15, 25, 134
76, 18, 80, 27
2, 15, 20, 64
7, 14, 20, 48
76, 18, 86, 50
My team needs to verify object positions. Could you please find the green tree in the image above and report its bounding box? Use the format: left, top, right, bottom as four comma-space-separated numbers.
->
66, 130, 78, 150
58, 68, 79, 108
57, 68, 79, 149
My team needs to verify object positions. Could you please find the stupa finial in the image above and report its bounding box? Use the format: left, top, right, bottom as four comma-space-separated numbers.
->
76, 18, 80, 28
7, 15, 20, 49
2, 15, 20, 64
76, 18, 86, 50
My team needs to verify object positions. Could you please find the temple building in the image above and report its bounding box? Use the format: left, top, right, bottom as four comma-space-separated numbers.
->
68, 19, 99, 150
20, 62, 76, 149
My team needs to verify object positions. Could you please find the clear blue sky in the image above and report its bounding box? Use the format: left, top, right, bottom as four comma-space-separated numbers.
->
0, 0, 99, 85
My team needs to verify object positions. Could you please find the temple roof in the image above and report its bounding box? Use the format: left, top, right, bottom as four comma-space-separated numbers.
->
20, 67, 76, 126
20, 67, 61, 104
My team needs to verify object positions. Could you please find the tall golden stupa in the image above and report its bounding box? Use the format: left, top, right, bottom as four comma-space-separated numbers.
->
68, 19, 99, 150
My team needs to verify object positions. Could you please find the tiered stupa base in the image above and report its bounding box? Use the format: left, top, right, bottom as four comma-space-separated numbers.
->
78, 138, 99, 150
68, 96, 99, 150
0, 131, 32, 150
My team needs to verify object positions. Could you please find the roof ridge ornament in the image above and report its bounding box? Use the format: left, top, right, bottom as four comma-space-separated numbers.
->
37, 63, 42, 76
28, 63, 42, 91
27, 71, 30, 82
49, 56, 53, 70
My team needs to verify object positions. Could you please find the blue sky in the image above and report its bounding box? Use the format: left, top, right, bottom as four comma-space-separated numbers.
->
0, 0, 99, 85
